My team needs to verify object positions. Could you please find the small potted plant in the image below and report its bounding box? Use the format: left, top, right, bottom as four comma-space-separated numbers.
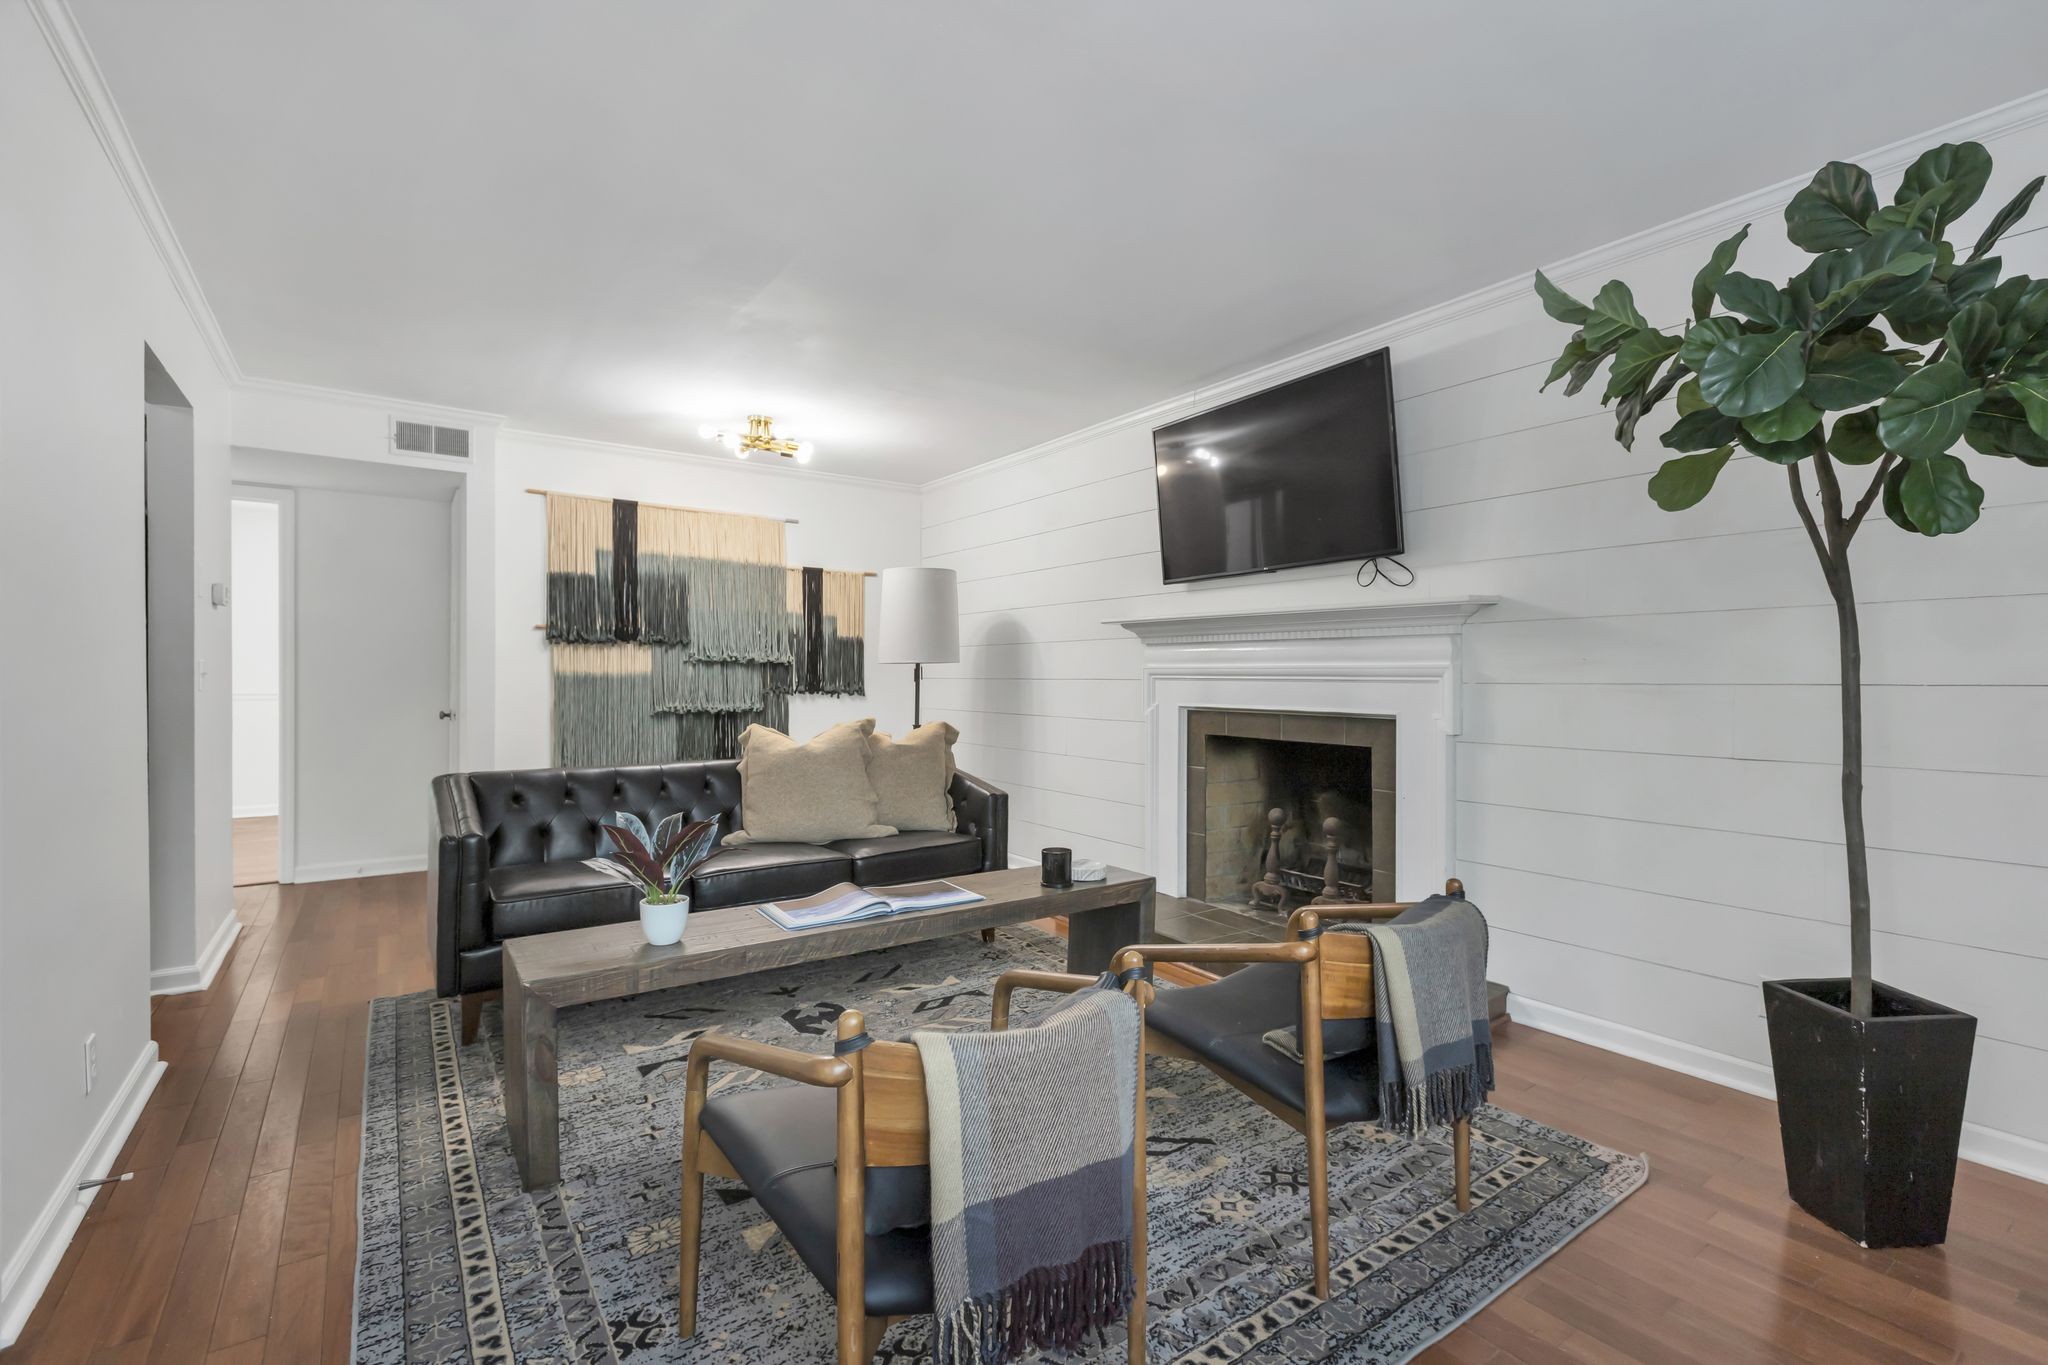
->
589, 814, 721, 946
1531, 140, 2044, 1246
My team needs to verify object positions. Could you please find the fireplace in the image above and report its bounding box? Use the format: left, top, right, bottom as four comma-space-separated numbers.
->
1186, 709, 1394, 914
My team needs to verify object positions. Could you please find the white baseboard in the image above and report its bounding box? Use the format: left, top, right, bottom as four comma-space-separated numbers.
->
0, 1041, 166, 1348
232, 803, 278, 819
293, 854, 428, 883
1507, 993, 2048, 1185
149, 911, 241, 997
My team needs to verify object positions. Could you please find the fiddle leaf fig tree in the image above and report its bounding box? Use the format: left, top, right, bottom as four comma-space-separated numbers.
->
1534, 143, 2047, 1019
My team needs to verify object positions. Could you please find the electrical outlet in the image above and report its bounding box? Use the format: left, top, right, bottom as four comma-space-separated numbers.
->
83, 1034, 97, 1094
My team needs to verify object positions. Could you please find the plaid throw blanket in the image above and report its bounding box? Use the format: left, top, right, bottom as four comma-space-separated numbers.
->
914, 986, 1140, 1365
1360, 896, 1495, 1137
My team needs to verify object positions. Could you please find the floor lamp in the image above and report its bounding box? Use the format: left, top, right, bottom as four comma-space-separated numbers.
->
878, 567, 958, 727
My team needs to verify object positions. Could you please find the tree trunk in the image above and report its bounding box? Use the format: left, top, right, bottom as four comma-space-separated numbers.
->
1831, 552, 1874, 1018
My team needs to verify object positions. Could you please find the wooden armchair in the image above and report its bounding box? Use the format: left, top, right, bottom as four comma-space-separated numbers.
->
679, 969, 1152, 1364
1117, 878, 1474, 1299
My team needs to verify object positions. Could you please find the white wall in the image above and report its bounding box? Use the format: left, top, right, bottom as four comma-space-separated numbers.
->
231, 498, 280, 816
920, 113, 2048, 1178
0, 1, 234, 1340
492, 433, 927, 767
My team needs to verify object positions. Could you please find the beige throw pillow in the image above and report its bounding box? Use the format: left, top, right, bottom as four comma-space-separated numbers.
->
723, 719, 897, 846
865, 722, 959, 832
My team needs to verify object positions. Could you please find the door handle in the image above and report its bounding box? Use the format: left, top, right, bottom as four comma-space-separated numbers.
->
438, 710, 454, 719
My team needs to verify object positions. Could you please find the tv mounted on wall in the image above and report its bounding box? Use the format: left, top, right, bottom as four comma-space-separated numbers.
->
1151, 349, 1402, 584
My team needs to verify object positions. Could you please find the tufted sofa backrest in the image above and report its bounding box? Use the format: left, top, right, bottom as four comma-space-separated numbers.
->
467, 761, 744, 867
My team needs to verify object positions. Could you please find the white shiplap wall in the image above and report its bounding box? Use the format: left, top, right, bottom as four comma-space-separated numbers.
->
919, 109, 2048, 1176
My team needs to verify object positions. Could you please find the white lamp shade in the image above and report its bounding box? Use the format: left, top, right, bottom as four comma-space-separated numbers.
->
878, 567, 959, 664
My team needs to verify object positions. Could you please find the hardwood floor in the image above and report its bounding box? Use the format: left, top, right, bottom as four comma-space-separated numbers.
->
231, 818, 278, 888
5, 873, 2043, 1363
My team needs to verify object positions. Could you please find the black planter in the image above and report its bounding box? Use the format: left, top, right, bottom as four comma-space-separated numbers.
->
1762, 978, 1976, 1247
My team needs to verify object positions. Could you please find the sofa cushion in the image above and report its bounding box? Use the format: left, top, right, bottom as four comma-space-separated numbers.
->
1145, 963, 1383, 1126
863, 723, 958, 832
825, 832, 983, 886
726, 720, 896, 846
700, 1085, 933, 1316
487, 862, 639, 940
688, 843, 854, 910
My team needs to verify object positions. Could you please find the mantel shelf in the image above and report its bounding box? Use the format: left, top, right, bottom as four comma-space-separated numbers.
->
1109, 597, 1497, 646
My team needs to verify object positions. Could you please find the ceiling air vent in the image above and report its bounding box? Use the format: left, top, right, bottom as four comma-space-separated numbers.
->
391, 417, 471, 458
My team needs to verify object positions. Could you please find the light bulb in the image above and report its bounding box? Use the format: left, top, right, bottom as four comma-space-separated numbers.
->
735, 447, 750, 459
793, 443, 814, 464
720, 431, 742, 453
698, 423, 718, 440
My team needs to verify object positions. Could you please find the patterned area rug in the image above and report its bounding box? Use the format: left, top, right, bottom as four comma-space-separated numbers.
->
354, 927, 1645, 1364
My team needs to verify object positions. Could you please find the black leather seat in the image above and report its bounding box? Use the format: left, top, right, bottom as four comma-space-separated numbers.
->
689, 843, 856, 910
826, 831, 983, 884
1145, 962, 1383, 1124
486, 862, 638, 939
698, 1085, 934, 1316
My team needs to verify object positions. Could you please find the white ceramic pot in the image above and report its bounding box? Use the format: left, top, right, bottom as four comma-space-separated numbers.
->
640, 896, 690, 946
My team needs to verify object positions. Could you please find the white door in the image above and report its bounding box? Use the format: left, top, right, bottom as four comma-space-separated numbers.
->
292, 488, 453, 881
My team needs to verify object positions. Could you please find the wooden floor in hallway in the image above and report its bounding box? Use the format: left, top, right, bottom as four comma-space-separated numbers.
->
4, 872, 2044, 1363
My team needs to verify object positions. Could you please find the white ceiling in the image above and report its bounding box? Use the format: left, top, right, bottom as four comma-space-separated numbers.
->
73, 1, 2048, 485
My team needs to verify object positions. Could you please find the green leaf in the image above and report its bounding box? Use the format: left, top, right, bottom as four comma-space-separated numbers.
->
1965, 400, 2048, 465
1897, 453, 1985, 535
1877, 358, 1985, 458
1785, 161, 1878, 252
1691, 225, 1749, 323
1716, 271, 1797, 328
1947, 257, 2003, 310
1945, 301, 2002, 374
1867, 182, 1953, 236
1895, 141, 1992, 235
1582, 280, 1648, 351
1798, 228, 1938, 331
1739, 426, 1823, 464
1803, 347, 1908, 410
1647, 446, 1734, 511
1541, 334, 1591, 392
1881, 461, 1915, 531
1604, 329, 1680, 402
1661, 407, 1742, 452
1533, 270, 1591, 325
1884, 281, 1958, 344
1828, 409, 1887, 464
1675, 377, 1709, 417
1971, 175, 2044, 261
1998, 370, 2048, 439
1999, 280, 2048, 360
1676, 316, 1744, 372
1561, 349, 1606, 397
1614, 361, 1685, 450
1698, 328, 1807, 418
1742, 396, 1823, 444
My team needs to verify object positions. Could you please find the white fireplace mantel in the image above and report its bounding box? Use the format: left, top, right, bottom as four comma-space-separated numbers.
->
1110, 597, 1496, 901
1109, 597, 1497, 646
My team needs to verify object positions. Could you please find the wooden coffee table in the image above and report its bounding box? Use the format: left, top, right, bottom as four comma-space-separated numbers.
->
500, 865, 1154, 1188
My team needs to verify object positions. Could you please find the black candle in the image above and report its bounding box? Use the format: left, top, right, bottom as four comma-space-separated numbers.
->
1041, 846, 1073, 889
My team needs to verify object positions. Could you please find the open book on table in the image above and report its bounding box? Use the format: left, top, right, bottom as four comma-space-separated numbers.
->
758, 879, 984, 932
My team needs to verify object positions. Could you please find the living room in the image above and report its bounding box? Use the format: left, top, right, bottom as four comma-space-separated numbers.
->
4, 3, 2046, 1362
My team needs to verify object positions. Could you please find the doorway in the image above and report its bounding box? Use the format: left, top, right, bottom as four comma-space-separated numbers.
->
231, 493, 286, 884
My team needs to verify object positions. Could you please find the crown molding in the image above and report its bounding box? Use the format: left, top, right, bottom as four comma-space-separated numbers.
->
500, 427, 926, 494
922, 86, 2048, 492
234, 375, 507, 428
30, 0, 242, 385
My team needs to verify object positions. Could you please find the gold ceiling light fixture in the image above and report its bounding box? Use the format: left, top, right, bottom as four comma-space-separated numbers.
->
697, 414, 815, 463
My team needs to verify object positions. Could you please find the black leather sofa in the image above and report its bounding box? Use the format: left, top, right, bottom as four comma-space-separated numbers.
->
430, 759, 1008, 1039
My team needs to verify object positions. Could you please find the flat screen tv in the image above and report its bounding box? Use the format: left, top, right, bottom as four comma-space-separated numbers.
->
1151, 349, 1401, 584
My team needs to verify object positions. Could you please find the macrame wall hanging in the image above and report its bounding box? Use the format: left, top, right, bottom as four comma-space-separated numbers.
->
543, 492, 864, 767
